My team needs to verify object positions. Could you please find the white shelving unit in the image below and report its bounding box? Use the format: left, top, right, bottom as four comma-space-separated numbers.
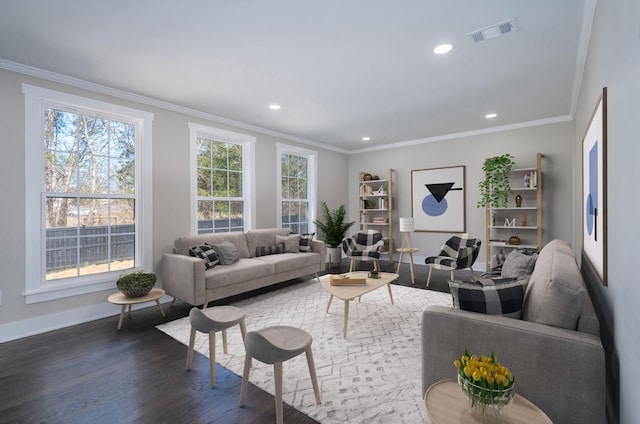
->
359, 168, 394, 265
485, 153, 542, 269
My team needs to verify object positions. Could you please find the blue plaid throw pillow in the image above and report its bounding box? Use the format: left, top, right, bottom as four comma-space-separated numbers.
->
188, 245, 219, 269
448, 276, 529, 319
299, 232, 315, 252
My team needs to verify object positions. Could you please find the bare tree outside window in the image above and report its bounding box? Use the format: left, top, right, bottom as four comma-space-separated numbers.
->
43, 108, 136, 280
281, 153, 310, 234
196, 137, 244, 233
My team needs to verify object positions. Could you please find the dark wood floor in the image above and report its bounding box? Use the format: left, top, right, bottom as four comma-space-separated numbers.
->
0, 259, 459, 424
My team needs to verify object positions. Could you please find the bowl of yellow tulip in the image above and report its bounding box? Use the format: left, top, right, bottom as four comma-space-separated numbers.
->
454, 349, 514, 423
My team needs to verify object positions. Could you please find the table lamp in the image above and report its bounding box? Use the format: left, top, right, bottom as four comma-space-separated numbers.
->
399, 217, 415, 249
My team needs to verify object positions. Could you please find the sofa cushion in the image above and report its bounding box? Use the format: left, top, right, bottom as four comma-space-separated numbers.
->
204, 258, 275, 289
209, 241, 241, 265
276, 234, 301, 253
255, 251, 321, 273
174, 231, 250, 258
501, 249, 538, 278
255, 243, 285, 257
449, 276, 529, 319
299, 232, 315, 252
521, 240, 587, 330
246, 228, 292, 258
188, 245, 219, 269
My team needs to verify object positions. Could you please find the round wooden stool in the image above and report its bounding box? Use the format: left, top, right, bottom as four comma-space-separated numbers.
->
239, 326, 321, 424
186, 306, 247, 388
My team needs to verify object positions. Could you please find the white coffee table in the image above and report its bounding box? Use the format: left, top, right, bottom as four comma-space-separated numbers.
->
320, 272, 397, 338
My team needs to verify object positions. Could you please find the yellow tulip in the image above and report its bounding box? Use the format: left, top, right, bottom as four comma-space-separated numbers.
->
454, 359, 461, 369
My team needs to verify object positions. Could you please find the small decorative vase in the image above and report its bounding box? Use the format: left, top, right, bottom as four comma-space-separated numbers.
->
515, 195, 522, 208
458, 375, 513, 423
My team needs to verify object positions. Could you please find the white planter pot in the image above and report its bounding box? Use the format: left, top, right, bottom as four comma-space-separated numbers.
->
326, 246, 342, 266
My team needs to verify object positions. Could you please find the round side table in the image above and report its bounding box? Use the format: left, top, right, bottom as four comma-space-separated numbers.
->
424, 379, 552, 424
108, 287, 166, 330
396, 247, 419, 284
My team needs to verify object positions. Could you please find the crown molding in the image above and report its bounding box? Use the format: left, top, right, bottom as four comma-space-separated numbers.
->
0, 58, 349, 154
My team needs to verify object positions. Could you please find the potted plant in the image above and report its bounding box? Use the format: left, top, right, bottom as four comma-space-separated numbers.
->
313, 202, 355, 265
477, 154, 516, 208
117, 270, 157, 298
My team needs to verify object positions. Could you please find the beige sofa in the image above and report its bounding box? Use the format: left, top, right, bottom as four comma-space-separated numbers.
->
422, 240, 605, 424
161, 228, 325, 306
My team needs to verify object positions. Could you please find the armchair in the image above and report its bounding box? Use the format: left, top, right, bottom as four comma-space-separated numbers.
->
425, 233, 481, 286
341, 230, 384, 272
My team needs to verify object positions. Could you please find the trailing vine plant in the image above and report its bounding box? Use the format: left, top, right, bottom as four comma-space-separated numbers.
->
477, 154, 516, 208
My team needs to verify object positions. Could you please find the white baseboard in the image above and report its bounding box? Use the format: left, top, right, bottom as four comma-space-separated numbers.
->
0, 295, 172, 343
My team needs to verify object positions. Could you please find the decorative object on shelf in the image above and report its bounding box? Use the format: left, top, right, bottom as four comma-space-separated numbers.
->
477, 154, 516, 208
372, 175, 380, 180
582, 87, 608, 286
515, 194, 522, 207
399, 217, 415, 249
504, 218, 515, 227
362, 173, 373, 181
313, 202, 354, 249
116, 270, 157, 298
454, 349, 514, 422
508, 236, 521, 245
411, 165, 466, 232
373, 186, 386, 195
522, 213, 528, 226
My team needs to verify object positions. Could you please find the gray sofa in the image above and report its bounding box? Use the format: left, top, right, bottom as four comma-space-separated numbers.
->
422, 239, 605, 424
161, 228, 325, 306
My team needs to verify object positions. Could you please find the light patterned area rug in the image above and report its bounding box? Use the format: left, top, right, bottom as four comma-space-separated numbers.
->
157, 279, 452, 424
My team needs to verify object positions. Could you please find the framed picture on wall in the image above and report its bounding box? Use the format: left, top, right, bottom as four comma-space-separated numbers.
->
411, 166, 465, 232
582, 87, 607, 286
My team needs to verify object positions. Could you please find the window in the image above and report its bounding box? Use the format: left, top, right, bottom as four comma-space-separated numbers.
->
189, 123, 255, 234
24, 85, 153, 303
277, 143, 317, 234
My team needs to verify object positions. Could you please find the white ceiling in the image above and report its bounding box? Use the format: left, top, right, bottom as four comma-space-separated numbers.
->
0, 0, 591, 153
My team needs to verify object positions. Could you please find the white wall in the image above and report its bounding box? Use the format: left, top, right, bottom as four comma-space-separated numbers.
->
347, 122, 576, 268
575, 1, 640, 422
0, 68, 349, 340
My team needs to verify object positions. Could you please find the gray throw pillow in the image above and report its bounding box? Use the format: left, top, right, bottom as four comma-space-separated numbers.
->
276, 234, 301, 253
501, 249, 538, 278
208, 241, 241, 265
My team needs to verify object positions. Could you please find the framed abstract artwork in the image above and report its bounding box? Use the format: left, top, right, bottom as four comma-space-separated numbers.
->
411, 166, 465, 232
582, 87, 607, 286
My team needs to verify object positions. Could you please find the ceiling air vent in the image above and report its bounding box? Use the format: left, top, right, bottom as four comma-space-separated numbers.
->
467, 17, 519, 43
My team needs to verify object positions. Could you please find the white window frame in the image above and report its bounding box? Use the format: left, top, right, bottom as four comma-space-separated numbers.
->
23, 84, 154, 304
276, 143, 318, 233
189, 123, 256, 233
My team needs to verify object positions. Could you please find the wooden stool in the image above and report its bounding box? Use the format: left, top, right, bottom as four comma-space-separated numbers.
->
186, 306, 247, 388
239, 326, 321, 424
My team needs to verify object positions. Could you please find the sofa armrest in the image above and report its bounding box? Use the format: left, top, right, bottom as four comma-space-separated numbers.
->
160, 253, 206, 306
422, 306, 605, 424
311, 240, 326, 268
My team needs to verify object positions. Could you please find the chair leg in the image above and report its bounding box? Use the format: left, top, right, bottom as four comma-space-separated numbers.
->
209, 330, 216, 388
305, 347, 322, 405
314, 272, 320, 282
349, 258, 355, 272
274, 361, 284, 424
469, 267, 476, 280
450, 270, 454, 281
426, 267, 433, 287
238, 319, 252, 368
222, 329, 228, 354
170, 297, 177, 307
239, 352, 253, 406
186, 327, 197, 369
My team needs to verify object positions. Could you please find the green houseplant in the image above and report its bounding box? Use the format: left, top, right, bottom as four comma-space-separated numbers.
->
313, 202, 355, 248
117, 270, 157, 298
477, 154, 516, 208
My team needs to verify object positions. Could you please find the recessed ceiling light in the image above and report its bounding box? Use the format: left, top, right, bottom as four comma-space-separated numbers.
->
485, 113, 498, 119
362, 137, 371, 141
433, 43, 454, 55
268, 104, 281, 110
